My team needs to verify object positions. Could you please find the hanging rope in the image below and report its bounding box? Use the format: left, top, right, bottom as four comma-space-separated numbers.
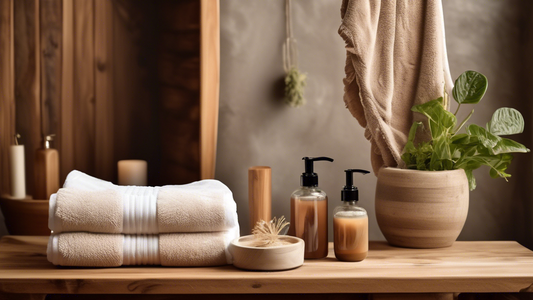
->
283, 0, 306, 108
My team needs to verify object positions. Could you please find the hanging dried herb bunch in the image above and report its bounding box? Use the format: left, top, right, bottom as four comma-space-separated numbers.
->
285, 68, 307, 107
283, 0, 306, 108
250, 216, 291, 247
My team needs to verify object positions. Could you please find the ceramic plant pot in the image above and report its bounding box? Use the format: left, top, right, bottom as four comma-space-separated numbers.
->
375, 168, 469, 248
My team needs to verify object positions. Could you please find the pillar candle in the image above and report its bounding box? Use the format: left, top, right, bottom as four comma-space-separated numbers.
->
10, 145, 26, 198
118, 160, 147, 186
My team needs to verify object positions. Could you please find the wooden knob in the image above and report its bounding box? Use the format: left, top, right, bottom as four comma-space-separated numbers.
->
248, 166, 272, 233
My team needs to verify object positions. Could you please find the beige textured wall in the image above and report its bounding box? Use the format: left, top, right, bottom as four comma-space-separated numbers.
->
217, 0, 533, 248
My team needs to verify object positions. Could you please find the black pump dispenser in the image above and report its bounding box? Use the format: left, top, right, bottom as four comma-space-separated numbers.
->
301, 157, 334, 187
341, 169, 370, 201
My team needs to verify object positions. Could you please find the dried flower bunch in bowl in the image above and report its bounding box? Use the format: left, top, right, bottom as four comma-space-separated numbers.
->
230, 216, 304, 271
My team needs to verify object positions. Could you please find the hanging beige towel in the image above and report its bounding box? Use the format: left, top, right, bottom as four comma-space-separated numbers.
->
339, 0, 453, 174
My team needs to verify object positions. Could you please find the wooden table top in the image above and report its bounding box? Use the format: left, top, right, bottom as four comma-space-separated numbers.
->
0, 236, 532, 295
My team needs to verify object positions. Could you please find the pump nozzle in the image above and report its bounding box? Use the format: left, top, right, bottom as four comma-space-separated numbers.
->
341, 169, 370, 201
43, 134, 55, 149
301, 156, 334, 187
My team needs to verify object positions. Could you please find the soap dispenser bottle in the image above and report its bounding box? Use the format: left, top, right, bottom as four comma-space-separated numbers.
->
288, 156, 333, 259
333, 169, 370, 262
34, 134, 60, 200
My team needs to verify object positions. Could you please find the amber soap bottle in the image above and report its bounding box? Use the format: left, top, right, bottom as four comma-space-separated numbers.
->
288, 156, 333, 259
333, 169, 370, 262
34, 134, 59, 200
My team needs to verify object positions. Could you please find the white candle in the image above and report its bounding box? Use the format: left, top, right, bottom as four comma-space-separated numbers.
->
10, 145, 26, 198
118, 160, 147, 186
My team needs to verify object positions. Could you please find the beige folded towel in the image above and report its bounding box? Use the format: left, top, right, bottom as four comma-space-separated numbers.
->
49, 171, 239, 234
339, 0, 453, 174
47, 228, 239, 267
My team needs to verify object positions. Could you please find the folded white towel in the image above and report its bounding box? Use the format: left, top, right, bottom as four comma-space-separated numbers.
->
47, 227, 239, 267
49, 170, 239, 234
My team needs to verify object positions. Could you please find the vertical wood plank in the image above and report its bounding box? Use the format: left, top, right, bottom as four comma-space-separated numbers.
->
40, 0, 62, 145
60, 0, 74, 182
112, 1, 159, 184
0, 0, 15, 195
200, 0, 220, 179
13, 0, 40, 196
157, 0, 200, 184
94, 0, 114, 181
73, 0, 95, 175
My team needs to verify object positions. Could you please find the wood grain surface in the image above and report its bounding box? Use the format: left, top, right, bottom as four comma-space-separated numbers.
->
200, 0, 220, 179
0, 0, 15, 196
73, 0, 95, 176
156, 0, 201, 185
248, 166, 272, 231
0, 197, 48, 235
39, 0, 61, 141
0, 236, 532, 295
59, 0, 74, 184
1, 0, 215, 192
13, 0, 40, 196
94, 0, 114, 182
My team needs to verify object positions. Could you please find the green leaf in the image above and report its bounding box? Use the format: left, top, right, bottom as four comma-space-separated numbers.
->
467, 124, 500, 151
487, 107, 525, 136
454, 154, 483, 171
492, 138, 530, 155
401, 122, 424, 168
430, 135, 451, 170
488, 153, 513, 179
465, 169, 476, 191
408, 121, 423, 142
452, 70, 488, 104
401, 70, 529, 191
462, 154, 512, 181
451, 134, 470, 144
412, 99, 456, 139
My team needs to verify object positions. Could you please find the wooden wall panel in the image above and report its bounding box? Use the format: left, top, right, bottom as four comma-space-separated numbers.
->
73, 0, 95, 175
200, 0, 220, 179
112, 0, 160, 185
94, 0, 114, 181
0, 0, 15, 195
1, 0, 216, 193
13, 0, 40, 196
157, 0, 201, 184
40, 0, 62, 142
60, 0, 74, 183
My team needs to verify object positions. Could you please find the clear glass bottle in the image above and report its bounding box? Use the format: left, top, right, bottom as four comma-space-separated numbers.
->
288, 157, 333, 259
333, 169, 370, 262
289, 187, 328, 259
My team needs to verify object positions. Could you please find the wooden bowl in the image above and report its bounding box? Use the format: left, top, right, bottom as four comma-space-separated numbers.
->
229, 235, 304, 271
0, 195, 50, 236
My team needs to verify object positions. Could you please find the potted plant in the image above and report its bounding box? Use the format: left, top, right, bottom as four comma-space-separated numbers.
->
375, 70, 530, 248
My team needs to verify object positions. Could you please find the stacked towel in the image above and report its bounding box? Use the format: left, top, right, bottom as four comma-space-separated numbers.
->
47, 170, 240, 267
339, 0, 453, 174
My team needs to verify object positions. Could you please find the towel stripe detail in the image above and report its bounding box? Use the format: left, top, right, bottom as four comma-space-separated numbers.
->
123, 234, 160, 265
121, 186, 160, 234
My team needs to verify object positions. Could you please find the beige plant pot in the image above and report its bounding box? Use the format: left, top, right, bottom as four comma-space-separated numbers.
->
375, 168, 469, 248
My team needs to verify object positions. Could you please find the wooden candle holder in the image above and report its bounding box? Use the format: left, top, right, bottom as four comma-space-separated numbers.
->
0, 195, 50, 236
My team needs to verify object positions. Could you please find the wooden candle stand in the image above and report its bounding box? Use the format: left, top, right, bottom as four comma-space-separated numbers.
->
0, 195, 49, 236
